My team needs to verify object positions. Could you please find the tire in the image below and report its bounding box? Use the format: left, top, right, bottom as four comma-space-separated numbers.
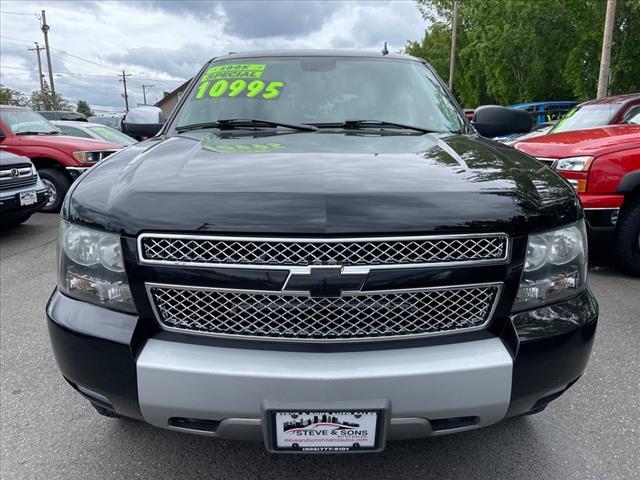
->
615, 196, 640, 276
0, 212, 32, 227
38, 168, 71, 213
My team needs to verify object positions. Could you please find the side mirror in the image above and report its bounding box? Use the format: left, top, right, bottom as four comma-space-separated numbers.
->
123, 106, 165, 138
472, 105, 532, 138
0, 130, 5, 140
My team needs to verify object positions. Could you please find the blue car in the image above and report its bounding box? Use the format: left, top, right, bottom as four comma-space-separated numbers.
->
508, 101, 578, 125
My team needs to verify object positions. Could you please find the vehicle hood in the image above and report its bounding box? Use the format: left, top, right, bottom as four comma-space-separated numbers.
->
16, 133, 120, 151
65, 131, 579, 236
0, 151, 33, 167
514, 124, 640, 159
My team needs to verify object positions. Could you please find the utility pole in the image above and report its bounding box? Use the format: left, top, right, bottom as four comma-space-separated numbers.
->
40, 10, 56, 109
142, 84, 154, 105
597, 0, 617, 98
119, 70, 132, 112
448, 0, 459, 91
28, 42, 45, 98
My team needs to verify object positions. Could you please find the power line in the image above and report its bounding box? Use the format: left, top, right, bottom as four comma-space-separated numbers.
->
49, 47, 115, 72
0, 11, 38, 16
0, 65, 186, 83
1, 34, 34, 43
1, 48, 30, 54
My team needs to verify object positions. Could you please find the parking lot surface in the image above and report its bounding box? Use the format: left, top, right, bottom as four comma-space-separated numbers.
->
1, 213, 638, 480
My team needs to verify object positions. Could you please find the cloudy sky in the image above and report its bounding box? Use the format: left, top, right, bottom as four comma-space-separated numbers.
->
0, 1, 428, 112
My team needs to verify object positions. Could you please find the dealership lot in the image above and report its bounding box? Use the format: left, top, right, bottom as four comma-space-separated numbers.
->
1, 213, 638, 480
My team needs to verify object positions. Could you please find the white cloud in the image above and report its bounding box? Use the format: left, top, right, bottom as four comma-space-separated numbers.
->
1, 0, 427, 109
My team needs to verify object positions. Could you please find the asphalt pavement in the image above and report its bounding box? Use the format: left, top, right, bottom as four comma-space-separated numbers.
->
1, 213, 638, 480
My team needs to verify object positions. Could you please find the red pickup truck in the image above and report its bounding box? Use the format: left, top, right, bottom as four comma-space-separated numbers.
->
0, 105, 120, 212
515, 124, 640, 274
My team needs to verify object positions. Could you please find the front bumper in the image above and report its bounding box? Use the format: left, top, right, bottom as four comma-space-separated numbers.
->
0, 186, 48, 215
47, 289, 598, 442
65, 166, 92, 180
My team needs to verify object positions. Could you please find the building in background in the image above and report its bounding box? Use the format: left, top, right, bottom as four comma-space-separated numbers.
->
155, 79, 191, 118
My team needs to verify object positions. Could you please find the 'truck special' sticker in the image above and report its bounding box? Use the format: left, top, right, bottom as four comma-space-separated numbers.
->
202, 64, 266, 80
197, 64, 285, 100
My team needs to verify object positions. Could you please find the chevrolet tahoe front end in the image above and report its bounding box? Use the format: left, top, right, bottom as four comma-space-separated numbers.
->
47, 51, 597, 453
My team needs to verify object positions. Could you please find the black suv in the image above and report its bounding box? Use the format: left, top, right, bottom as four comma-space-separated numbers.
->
47, 51, 597, 454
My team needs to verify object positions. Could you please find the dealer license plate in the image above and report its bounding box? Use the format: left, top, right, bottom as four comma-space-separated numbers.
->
271, 411, 382, 453
19, 190, 37, 206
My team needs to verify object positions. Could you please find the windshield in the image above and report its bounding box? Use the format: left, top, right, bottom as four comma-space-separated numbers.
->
175, 57, 464, 133
0, 109, 58, 134
550, 103, 621, 134
622, 105, 640, 125
88, 116, 123, 129
88, 126, 136, 146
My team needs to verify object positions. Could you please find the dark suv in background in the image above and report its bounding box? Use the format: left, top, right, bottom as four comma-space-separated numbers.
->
47, 51, 598, 454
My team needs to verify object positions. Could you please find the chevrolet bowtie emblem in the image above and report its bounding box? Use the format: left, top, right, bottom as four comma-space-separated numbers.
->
283, 266, 368, 297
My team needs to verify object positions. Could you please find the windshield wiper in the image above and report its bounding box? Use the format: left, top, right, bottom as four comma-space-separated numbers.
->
310, 120, 443, 134
176, 118, 317, 133
15, 131, 60, 136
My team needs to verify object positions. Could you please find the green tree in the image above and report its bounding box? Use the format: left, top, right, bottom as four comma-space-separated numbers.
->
76, 100, 93, 117
30, 79, 72, 111
411, 0, 640, 107
0, 84, 29, 106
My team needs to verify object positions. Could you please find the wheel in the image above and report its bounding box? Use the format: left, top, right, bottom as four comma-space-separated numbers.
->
38, 169, 71, 213
615, 196, 640, 276
0, 212, 32, 227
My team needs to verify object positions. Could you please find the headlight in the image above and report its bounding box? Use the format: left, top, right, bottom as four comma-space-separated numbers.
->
58, 221, 135, 313
554, 156, 594, 172
514, 220, 588, 311
73, 151, 112, 163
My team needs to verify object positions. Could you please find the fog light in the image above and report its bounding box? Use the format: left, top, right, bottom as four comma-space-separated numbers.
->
66, 271, 133, 305
516, 272, 579, 304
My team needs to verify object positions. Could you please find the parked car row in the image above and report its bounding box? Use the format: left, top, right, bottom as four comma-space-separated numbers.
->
3, 92, 638, 278
51, 120, 136, 146
515, 122, 640, 275
0, 106, 122, 212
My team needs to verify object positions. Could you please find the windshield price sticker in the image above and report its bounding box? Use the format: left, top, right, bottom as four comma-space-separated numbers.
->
201, 64, 266, 81
196, 79, 285, 100
274, 411, 379, 452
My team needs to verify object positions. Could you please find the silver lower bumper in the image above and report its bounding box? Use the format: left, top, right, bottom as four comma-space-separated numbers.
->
137, 337, 513, 440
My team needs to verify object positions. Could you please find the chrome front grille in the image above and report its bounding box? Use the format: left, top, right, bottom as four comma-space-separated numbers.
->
139, 233, 509, 268
0, 165, 36, 190
147, 284, 501, 342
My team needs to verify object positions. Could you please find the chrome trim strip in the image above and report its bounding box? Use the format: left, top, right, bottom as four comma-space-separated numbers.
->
0, 167, 32, 177
136, 233, 511, 271
144, 281, 503, 343
583, 207, 620, 211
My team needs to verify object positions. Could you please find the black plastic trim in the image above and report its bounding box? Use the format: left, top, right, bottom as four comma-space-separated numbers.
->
506, 291, 598, 417
46, 290, 145, 420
